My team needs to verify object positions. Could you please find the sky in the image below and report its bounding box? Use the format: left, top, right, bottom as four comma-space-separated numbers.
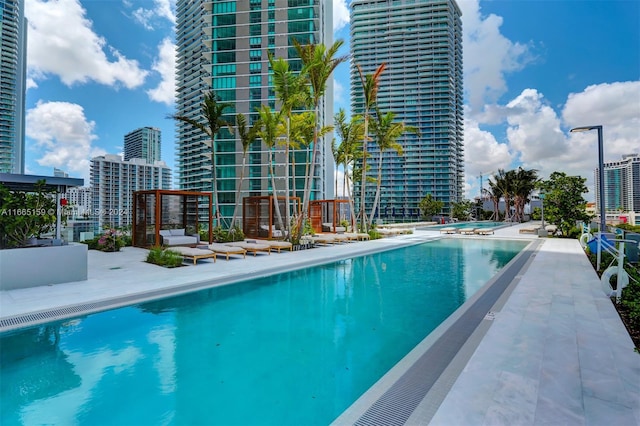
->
22, 0, 640, 201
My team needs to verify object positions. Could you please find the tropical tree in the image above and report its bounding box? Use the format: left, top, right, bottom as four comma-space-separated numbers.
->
229, 113, 259, 230
269, 55, 309, 238
537, 172, 590, 236
355, 62, 386, 232
486, 172, 504, 220
419, 193, 444, 220
169, 91, 233, 224
368, 108, 419, 227
333, 109, 363, 230
511, 167, 539, 222
294, 40, 348, 222
451, 199, 474, 221
256, 105, 286, 234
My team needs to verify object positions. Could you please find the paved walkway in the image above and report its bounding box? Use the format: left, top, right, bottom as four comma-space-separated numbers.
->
1, 223, 638, 425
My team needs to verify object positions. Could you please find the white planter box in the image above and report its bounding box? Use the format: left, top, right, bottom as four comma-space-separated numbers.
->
0, 243, 88, 290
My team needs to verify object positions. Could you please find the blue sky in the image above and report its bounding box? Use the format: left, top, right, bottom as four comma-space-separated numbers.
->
23, 0, 639, 201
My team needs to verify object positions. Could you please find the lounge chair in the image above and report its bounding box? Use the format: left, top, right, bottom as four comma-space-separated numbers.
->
168, 246, 216, 265
459, 227, 477, 235
309, 234, 335, 245
323, 233, 348, 243
440, 227, 457, 234
519, 226, 538, 234
344, 232, 370, 241
474, 228, 494, 235
207, 243, 247, 260
253, 239, 293, 253
226, 241, 271, 256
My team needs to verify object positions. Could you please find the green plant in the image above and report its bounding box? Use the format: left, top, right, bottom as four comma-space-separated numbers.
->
0, 181, 58, 248
146, 246, 184, 268
212, 225, 245, 243
368, 229, 382, 240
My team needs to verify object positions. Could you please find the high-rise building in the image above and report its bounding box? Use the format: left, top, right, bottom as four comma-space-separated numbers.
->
0, 0, 27, 174
90, 155, 172, 229
175, 0, 334, 221
350, 0, 464, 220
124, 127, 162, 163
596, 153, 640, 213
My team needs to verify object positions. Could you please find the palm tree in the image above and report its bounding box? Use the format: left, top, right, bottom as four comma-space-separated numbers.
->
294, 40, 348, 221
256, 105, 286, 234
368, 108, 419, 227
355, 62, 386, 232
511, 167, 539, 222
269, 55, 309, 238
333, 109, 363, 231
229, 113, 258, 230
487, 171, 505, 220
169, 91, 232, 225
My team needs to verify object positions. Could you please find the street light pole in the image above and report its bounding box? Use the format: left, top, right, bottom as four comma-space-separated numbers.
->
570, 125, 605, 269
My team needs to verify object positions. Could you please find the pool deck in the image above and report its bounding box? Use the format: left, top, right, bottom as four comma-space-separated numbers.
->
1, 222, 639, 425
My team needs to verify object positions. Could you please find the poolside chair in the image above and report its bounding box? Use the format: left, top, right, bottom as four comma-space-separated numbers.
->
323, 233, 348, 243
459, 228, 477, 235
309, 234, 335, 245
474, 228, 494, 235
226, 240, 272, 256
252, 239, 293, 253
168, 246, 216, 265
207, 243, 247, 260
440, 227, 457, 234
343, 232, 371, 241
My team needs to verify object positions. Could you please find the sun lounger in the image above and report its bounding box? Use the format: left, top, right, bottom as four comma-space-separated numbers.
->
323, 233, 348, 243
207, 243, 247, 260
519, 226, 539, 234
226, 241, 271, 256
474, 228, 494, 235
309, 234, 335, 245
167, 246, 216, 265
344, 232, 370, 241
459, 228, 476, 235
440, 227, 457, 234
253, 239, 293, 253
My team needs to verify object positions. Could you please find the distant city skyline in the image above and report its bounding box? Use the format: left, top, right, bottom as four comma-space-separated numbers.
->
19, 0, 640, 201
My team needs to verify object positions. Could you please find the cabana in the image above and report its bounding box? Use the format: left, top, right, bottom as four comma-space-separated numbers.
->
132, 190, 212, 248
309, 199, 352, 233
242, 195, 300, 240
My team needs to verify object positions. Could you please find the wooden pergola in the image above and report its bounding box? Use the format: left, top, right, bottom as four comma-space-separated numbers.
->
309, 199, 351, 233
132, 189, 213, 248
242, 195, 300, 240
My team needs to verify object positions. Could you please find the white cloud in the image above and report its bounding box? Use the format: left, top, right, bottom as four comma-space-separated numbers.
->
468, 82, 640, 201
26, 0, 148, 88
459, 0, 535, 112
129, 0, 176, 30
334, 0, 350, 32
26, 101, 106, 184
463, 114, 513, 198
147, 38, 176, 105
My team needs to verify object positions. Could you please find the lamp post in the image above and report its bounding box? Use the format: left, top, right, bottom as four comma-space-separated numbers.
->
570, 125, 605, 269
539, 191, 545, 228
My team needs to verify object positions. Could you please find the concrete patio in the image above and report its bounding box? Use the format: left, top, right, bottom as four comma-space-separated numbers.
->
0, 222, 638, 425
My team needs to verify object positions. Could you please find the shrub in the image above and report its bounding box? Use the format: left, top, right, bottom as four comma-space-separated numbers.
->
146, 246, 183, 268
212, 225, 245, 242
83, 228, 126, 252
368, 229, 382, 240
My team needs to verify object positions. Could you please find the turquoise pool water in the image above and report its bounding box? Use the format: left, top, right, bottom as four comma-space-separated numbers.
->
1, 238, 527, 425
427, 221, 506, 230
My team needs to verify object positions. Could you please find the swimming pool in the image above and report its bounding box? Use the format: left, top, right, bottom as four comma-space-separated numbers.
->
425, 221, 506, 230
0, 238, 528, 425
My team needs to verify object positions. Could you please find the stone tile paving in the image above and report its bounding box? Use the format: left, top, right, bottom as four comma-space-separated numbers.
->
430, 237, 640, 426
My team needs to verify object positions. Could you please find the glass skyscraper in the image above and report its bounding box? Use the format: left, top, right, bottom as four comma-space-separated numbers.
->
124, 127, 162, 164
350, 0, 464, 220
0, 0, 27, 174
175, 0, 333, 221
597, 154, 640, 213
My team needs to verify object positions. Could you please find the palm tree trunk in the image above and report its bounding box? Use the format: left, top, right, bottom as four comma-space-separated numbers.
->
368, 149, 384, 227
359, 115, 369, 232
270, 150, 285, 236
211, 135, 222, 225
284, 118, 291, 241
302, 105, 320, 218
345, 171, 357, 231
229, 153, 247, 230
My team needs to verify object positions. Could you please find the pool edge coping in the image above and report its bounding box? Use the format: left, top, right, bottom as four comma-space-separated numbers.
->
331, 238, 542, 425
